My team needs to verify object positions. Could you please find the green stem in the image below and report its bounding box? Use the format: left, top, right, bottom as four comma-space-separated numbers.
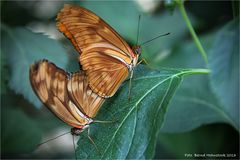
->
182, 68, 211, 76
231, 0, 239, 18
177, 0, 208, 64
171, 68, 211, 78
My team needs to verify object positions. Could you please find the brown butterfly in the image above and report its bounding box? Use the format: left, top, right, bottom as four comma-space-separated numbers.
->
29, 60, 105, 135
56, 4, 142, 98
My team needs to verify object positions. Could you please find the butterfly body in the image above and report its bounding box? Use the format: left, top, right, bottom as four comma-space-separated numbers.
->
71, 126, 89, 135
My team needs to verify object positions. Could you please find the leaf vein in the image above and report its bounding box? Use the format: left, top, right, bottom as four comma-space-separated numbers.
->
100, 71, 190, 158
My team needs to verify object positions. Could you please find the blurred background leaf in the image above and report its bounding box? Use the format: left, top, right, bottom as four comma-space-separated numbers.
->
1, 88, 72, 159
159, 32, 237, 132
1, 26, 69, 108
1, 106, 41, 156
1, 88, 42, 158
209, 18, 239, 130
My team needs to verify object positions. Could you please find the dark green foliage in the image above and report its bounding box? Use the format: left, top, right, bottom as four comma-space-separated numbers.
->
1, 49, 9, 94
157, 123, 239, 159
1, 107, 42, 154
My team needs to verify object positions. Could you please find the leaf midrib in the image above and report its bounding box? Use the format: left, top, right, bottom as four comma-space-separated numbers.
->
101, 71, 190, 158
133, 77, 175, 159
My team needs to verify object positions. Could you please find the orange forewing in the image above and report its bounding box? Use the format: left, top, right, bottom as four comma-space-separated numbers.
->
29, 60, 105, 128
56, 4, 136, 97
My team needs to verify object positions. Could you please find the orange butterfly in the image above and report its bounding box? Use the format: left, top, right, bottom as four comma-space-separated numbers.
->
57, 4, 142, 98
29, 60, 105, 135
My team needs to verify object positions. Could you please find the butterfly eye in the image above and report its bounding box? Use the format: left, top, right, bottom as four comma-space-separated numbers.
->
136, 47, 142, 55
132, 45, 141, 55
71, 128, 83, 135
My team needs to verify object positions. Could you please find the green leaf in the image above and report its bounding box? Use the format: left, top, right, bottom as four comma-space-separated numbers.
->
159, 33, 236, 132
1, 25, 68, 108
1, 106, 42, 155
75, 66, 209, 159
209, 18, 239, 129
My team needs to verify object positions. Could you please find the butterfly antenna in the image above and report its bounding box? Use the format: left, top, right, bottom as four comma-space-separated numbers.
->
140, 32, 170, 46
136, 15, 141, 45
87, 128, 102, 155
72, 135, 78, 160
36, 131, 71, 148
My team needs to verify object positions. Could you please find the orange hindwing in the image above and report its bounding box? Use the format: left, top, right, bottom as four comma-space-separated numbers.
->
29, 60, 105, 128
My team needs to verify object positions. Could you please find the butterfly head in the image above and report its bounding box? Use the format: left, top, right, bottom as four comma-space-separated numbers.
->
131, 45, 141, 68
71, 125, 90, 136
132, 45, 141, 55
71, 118, 93, 135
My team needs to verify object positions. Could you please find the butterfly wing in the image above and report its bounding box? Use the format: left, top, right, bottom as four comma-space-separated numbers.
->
57, 4, 134, 58
57, 4, 134, 97
80, 48, 129, 97
67, 71, 105, 118
29, 60, 90, 128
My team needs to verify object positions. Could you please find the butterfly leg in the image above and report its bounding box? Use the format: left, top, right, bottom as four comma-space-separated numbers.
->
72, 134, 78, 160
140, 58, 159, 71
137, 59, 143, 65
139, 57, 160, 70
128, 70, 134, 101
87, 127, 101, 155
36, 131, 71, 148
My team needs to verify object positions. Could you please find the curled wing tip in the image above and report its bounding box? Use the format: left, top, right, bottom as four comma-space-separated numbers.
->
56, 4, 71, 21
56, 5, 83, 54
56, 21, 65, 33
29, 63, 37, 74
57, 3, 83, 17
63, 4, 73, 8
63, 3, 87, 11
29, 60, 68, 79
30, 59, 46, 74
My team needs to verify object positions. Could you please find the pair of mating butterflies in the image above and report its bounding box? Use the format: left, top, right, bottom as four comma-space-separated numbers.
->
30, 4, 141, 134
